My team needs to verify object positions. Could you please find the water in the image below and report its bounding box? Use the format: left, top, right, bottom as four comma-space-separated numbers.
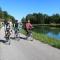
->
34, 26, 60, 40
47, 32, 60, 40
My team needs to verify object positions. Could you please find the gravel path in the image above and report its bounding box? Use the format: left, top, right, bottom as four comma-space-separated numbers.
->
0, 27, 60, 60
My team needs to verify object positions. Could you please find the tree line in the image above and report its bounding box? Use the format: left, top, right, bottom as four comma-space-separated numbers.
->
21, 13, 60, 24
0, 7, 15, 23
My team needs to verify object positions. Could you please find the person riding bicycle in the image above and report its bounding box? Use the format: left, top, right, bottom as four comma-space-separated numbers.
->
4, 20, 7, 34
25, 20, 33, 40
4, 21, 10, 35
14, 20, 19, 38
5, 21, 11, 40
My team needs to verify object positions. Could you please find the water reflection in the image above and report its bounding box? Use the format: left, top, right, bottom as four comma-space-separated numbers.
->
47, 32, 60, 40
33, 26, 60, 40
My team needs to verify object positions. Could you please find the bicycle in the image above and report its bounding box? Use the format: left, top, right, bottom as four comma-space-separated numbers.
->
5, 28, 11, 45
14, 29, 19, 39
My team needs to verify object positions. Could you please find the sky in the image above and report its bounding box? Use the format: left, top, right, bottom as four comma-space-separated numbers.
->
0, 0, 60, 21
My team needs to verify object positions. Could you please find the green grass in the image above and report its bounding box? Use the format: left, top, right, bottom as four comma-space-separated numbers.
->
20, 28, 27, 35
20, 28, 60, 49
32, 32, 60, 49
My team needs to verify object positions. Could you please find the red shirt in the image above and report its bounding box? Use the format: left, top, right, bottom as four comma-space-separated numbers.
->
26, 23, 32, 30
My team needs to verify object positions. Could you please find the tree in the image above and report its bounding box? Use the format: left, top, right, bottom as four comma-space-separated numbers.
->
3, 11, 9, 20
21, 17, 26, 23
51, 14, 60, 23
21, 13, 60, 24
0, 7, 3, 18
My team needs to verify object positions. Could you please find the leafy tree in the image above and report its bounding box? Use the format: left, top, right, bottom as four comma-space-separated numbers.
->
51, 14, 60, 23
0, 7, 3, 18
0, 7, 15, 23
21, 13, 60, 24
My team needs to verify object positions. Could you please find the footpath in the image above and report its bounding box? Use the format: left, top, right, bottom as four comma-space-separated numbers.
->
0, 27, 60, 60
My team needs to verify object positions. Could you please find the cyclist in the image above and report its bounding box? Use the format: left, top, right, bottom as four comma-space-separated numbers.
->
14, 20, 19, 38
25, 20, 33, 40
5, 22, 11, 40
4, 21, 11, 45
4, 20, 7, 34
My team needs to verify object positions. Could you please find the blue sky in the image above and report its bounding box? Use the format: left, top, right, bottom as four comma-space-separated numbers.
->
0, 0, 60, 21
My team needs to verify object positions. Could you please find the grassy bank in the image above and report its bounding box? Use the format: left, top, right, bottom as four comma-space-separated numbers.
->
32, 32, 60, 49
20, 28, 60, 49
